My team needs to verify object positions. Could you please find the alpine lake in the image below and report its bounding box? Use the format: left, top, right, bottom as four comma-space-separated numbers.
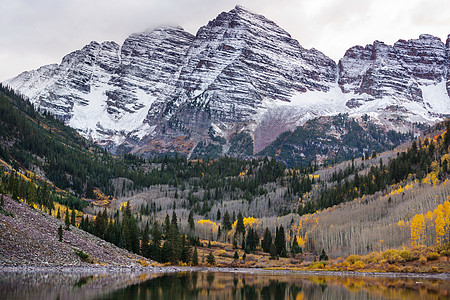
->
1, 268, 449, 300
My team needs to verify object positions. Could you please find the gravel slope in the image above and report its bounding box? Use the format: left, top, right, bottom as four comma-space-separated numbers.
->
0, 195, 151, 267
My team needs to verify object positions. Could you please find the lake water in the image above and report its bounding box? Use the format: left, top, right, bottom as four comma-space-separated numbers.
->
1, 270, 449, 299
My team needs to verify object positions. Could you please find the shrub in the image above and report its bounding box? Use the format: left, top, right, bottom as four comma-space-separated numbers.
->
308, 262, 325, 269
353, 260, 365, 269
438, 242, 450, 256
138, 260, 149, 267
364, 252, 380, 264
383, 250, 405, 263
346, 255, 361, 264
399, 250, 415, 262
426, 252, 440, 261
74, 249, 92, 263
387, 264, 400, 272
419, 255, 427, 264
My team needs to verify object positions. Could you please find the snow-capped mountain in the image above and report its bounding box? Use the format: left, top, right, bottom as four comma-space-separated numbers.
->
4, 6, 450, 157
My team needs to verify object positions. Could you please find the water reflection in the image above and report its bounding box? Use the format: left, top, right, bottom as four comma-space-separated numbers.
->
1, 271, 449, 300
100, 272, 450, 300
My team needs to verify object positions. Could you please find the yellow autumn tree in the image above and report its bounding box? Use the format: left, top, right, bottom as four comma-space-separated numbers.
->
434, 205, 445, 244
410, 213, 425, 246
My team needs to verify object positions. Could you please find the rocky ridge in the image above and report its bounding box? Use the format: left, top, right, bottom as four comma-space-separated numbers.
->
0, 195, 150, 267
4, 6, 450, 157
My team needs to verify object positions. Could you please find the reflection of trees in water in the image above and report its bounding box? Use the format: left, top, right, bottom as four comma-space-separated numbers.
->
97, 273, 449, 300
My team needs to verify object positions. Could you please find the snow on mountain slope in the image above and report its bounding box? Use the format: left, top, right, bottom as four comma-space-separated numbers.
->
3, 6, 450, 157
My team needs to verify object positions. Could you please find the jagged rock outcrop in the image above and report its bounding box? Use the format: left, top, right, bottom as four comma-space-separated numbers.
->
4, 6, 450, 158
338, 34, 450, 130
6, 26, 194, 149
141, 5, 337, 155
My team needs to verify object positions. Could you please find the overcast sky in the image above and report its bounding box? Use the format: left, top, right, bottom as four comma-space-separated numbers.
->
1, 0, 449, 81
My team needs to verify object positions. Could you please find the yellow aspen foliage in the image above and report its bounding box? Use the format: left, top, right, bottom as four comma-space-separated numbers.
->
197, 219, 218, 228
410, 214, 425, 246
296, 236, 306, 247
231, 217, 259, 230
426, 211, 434, 221
434, 206, 445, 244
444, 200, 450, 232
397, 220, 405, 227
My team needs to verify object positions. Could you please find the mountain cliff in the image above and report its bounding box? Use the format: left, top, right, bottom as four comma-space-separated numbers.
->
4, 6, 450, 159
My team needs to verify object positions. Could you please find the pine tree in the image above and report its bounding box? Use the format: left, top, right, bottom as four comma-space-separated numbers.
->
141, 222, 150, 257
71, 209, 76, 226
275, 225, 286, 256
171, 211, 178, 229
27, 180, 35, 207
319, 249, 328, 261
56, 208, 61, 219
150, 221, 162, 261
236, 211, 245, 236
58, 225, 63, 242
65, 209, 71, 230
94, 210, 105, 237
291, 239, 301, 256
0, 194, 4, 207
188, 210, 195, 232
180, 234, 192, 264
269, 243, 277, 259
192, 247, 199, 266
223, 210, 232, 231
216, 209, 221, 221
234, 251, 239, 260
262, 227, 272, 253
206, 251, 215, 265
128, 215, 140, 254
164, 213, 171, 237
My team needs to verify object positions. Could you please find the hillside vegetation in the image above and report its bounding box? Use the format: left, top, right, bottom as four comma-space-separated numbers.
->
0, 85, 449, 271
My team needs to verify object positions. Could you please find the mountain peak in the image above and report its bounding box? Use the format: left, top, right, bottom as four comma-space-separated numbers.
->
419, 34, 441, 41
3, 7, 449, 158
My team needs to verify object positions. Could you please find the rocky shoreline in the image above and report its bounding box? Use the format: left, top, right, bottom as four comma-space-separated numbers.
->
1, 265, 449, 280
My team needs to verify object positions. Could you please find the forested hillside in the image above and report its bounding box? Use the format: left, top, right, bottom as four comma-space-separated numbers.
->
0, 85, 449, 267
259, 114, 413, 166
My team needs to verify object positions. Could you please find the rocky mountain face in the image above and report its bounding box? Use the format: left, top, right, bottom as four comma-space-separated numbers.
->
4, 6, 450, 159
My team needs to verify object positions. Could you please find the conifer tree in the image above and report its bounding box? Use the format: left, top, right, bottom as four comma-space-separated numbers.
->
223, 210, 232, 231
206, 251, 215, 265
171, 211, 178, 229
236, 211, 245, 236
180, 234, 192, 264
0, 194, 4, 207
65, 209, 71, 230
56, 208, 61, 219
262, 227, 272, 253
319, 249, 328, 261
150, 221, 162, 261
234, 251, 239, 260
71, 209, 76, 226
141, 222, 150, 257
269, 243, 277, 259
164, 213, 171, 236
188, 210, 195, 232
192, 247, 199, 266
94, 210, 105, 237
27, 180, 35, 207
275, 225, 286, 256
58, 225, 63, 242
